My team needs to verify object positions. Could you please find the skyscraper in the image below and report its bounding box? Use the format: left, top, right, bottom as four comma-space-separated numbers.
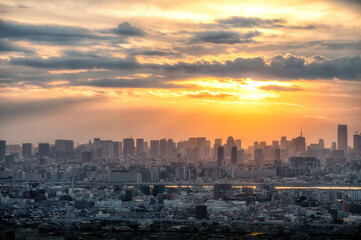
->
159, 138, 167, 157
354, 133, 361, 154
0, 140, 5, 160
231, 146, 237, 164
22, 143, 32, 158
150, 140, 160, 158
123, 138, 135, 158
213, 138, 222, 157
338, 124, 348, 151
136, 138, 144, 156
55, 139, 74, 161
254, 148, 264, 166
38, 143, 50, 157
217, 146, 224, 167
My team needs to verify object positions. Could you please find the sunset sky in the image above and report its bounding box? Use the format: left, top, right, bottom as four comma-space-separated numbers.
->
1, 0, 361, 147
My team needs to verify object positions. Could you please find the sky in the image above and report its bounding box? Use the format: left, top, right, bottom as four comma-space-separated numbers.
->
0, 0, 361, 147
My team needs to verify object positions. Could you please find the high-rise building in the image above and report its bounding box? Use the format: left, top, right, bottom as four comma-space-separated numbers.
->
272, 141, 279, 148
0, 140, 6, 160
331, 142, 337, 151
123, 138, 135, 158
166, 139, 175, 158
136, 138, 144, 156
55, 139, 74, 161
38, 143, 50, 157
275, 148, 281, 160
217, 146, 224, 167
213, 138, 222, 157
338, 124, 348, 151
235, 139, 242, 149
280, 136, 287, 149
150, 140, 160, 158
231, 146, 237, 164
226, 136, 235, 157
354, 133, 361, 154
237, 149, 245, 164
159, 138, 167, 157
22, 143, 32, 158
319, 139, 325, 149
254, 148, 264, 165
294, 136, 306, 154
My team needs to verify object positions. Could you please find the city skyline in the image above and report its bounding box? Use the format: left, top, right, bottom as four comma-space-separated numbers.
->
0, 0, 360, 145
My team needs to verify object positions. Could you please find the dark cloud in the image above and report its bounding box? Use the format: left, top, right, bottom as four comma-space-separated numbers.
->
189, 30, 261, 44
216, 16, 287, 28
72, 77, 179, 89
110, 22, 145, 37
8, 54, 140, 70
0, 19, 112, 45
259, 85, 303, 91
215, 16, 326, 30
4, 54, 361, 84
0, 19, 146, 47
129, 50, 177, 56
0, 39, 34, 53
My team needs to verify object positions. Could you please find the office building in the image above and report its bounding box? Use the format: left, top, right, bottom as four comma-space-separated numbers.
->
22, 143, 32, 158
55, 139, 74, 161
150, 140, 160, 158
136, 138, 145, 156
123, 138, 135, 158
38, 143, 50, 157
338, 124, 348, 151
254, 148, 264, 165
0, 140, 6, 160
231, 146, 237, 164
353, 133, 361, 154
217, 146, 224, 167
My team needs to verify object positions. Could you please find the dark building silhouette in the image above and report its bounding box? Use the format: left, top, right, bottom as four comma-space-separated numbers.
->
123, 138, 135, 158
196, 205, 207, 219
136, 138, 144, 156
231, 146, 237, 164
237, 149, 245, 164
275, 148, 281, 160
38, 143, 50, 157
55, 139, 74, 161
353, 133, 361, 154
254, 148, 264, 165
294, 130, 306, 154
160, 138, 167, 158
22, 143, 32, 158
150, 140, 160, 158
217, 146, 224, 167
338, 124, 348, 151
0, 140, 6, 160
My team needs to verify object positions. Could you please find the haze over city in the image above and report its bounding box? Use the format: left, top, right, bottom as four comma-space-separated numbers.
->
0, 0, 360, 146
1, 0, 361, 239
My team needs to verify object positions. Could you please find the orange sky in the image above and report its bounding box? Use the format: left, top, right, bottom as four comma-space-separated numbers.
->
0, 0, 360, 147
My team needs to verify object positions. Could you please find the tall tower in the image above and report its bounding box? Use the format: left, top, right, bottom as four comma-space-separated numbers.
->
22, 143, 32, 158
123, 138, 135, 158
231, 146, 237, 164
0, 140, 5, 160
217, 146, 224, 167
337, 124, 348, 151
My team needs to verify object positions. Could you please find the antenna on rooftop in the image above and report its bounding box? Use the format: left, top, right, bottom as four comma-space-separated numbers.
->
301, 125, 303, 137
